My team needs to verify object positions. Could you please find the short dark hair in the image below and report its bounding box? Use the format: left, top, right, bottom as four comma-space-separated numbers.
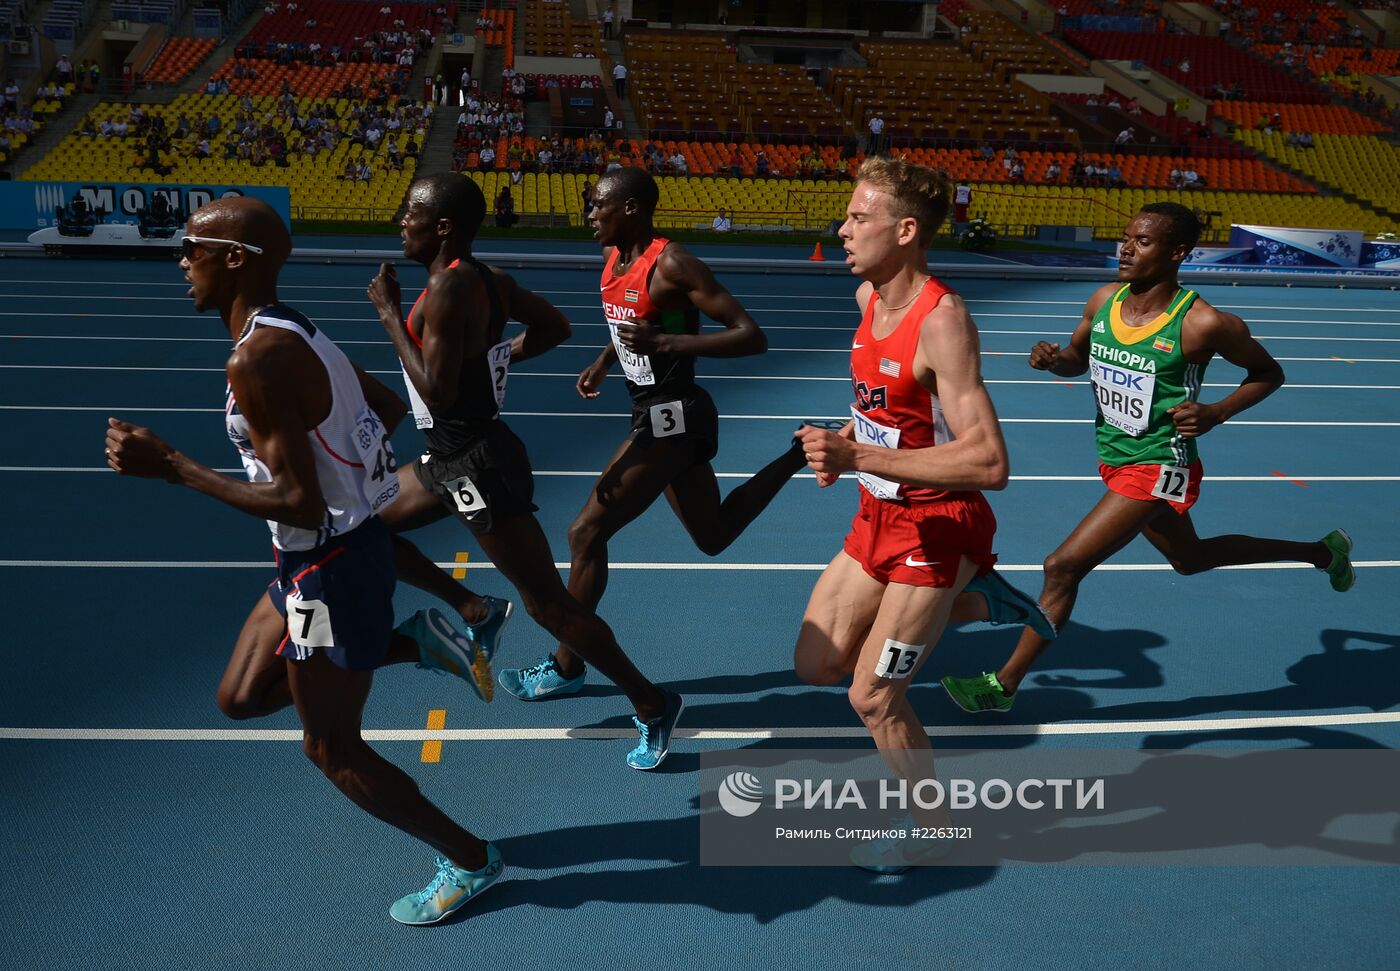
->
1138, 202, 1201, 252
598, 166, 659, 214
413, 172, 486, 236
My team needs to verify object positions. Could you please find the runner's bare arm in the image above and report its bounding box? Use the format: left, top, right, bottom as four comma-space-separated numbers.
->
106, 332, 329, 527
1030, 282, 1114, 377
497, 270, 573, 364
636, 243, 767, 358
578, 340, 619, 398
1169, 307, 1284, 438
390, 268, 475, 412
353, 363, 407, 434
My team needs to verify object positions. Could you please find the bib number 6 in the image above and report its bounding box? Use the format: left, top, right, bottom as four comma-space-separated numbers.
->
444, 472, 487, 516
1151, 464, 1190, 502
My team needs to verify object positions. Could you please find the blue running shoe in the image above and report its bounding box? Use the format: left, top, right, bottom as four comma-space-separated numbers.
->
389, 844, 504, 926
498, 655, 585, 701
469, 595, 514, 663
850, 817, 956, 874
398, 607, 493, 702
627, 690, 685, 771
965, 569, 1057, 641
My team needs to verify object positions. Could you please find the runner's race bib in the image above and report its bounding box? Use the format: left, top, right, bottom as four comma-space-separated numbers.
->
488, 339, 512, 407
1151, 464, 1191, 502
850, 405, 903, 501
649, 400, 686, 438
604, 301, 656, 386
350, 403, 400, 513
1089, 359, 1155, 436
402, 366, 433, 429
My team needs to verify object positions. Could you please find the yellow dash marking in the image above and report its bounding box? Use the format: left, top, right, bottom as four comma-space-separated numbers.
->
1331, 356, 1355, 364
451, 551, 469, 580
420, 709, 447, 763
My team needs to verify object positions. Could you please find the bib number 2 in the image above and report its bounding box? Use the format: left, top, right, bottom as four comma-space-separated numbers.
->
1151, 464, 1190, 502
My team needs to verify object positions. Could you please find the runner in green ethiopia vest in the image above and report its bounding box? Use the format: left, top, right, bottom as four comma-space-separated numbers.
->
941, 203, 1356, 719
1089, 283, 1206, 468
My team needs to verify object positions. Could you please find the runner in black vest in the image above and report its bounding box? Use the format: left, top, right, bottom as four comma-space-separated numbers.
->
371, 173, 683, 771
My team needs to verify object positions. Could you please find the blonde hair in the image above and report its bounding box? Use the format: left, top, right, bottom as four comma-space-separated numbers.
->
855, 155, 951, 248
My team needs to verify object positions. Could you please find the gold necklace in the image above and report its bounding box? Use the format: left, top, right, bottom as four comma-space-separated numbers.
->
878, 277, 927, 314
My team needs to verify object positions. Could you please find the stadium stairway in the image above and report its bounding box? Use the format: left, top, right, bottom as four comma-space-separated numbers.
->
176, 8, 265, 97
13, 90, 100, 178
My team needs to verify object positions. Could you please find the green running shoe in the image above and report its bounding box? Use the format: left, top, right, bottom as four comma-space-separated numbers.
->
1321, 529, 1354, 592
941, 671, 1014, 714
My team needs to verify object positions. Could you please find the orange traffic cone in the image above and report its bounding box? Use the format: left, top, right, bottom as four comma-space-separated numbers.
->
809, 241, 824, 261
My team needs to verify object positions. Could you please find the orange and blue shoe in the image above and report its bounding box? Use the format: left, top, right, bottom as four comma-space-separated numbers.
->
389, 844, 504, 925
399, 607, 493, 702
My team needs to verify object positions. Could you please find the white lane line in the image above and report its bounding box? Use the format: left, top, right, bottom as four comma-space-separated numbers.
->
7, 364, 1400, 392
6, 282, 1400, 316
6, 405, 1399, 426
11, 298, 1400, 327
6, 466, 1400, 483
8, 335, 1398, 364
7, 311, 1400, 342
2, 559, 1396, 571
4, 710, 1400, 742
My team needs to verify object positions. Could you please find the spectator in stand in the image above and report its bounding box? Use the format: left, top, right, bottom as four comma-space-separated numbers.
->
612, 61, 627, 98
479, 144, 496, 170
190, 138, 211, 160
494, 186, 517, 228
1115, 127, 1134, 147
1182, 166, 1202, 188
867, 113, 885, 154
669, 150, 688, 174
979, 143, 995, 163
603, 7, 615, 38
1045, 161, 1062, 183
952, 180, 972, 232
459, 68, 471, 104
581, 179, 595, 218
711, 208, 732, 233
1106, 163, 1124, 187
604, 107, 615, 131
755, 150, 770, 177
3, 80, 17, 113
729, 147, 743, 177
342, 158, 358, 180
1009, 159, 1025, 183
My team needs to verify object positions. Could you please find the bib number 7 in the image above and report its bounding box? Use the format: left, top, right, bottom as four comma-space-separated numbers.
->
285, 593, 335, 648
1151, 464, 1190, 502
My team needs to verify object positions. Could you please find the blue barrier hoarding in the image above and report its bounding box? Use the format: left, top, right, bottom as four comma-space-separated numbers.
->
1228, 223, 1364, 268
2, 182, 292, 231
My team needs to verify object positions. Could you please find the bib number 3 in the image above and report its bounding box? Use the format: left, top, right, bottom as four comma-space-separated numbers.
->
1151, 464, 1190, 502
649, 400, 686, 438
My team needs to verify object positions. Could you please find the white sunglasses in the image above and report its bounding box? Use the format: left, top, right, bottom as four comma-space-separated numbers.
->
180, 236, 265, 260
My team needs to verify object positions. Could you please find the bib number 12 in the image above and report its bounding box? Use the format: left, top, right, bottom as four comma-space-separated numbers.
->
1151, 464, 1190, 502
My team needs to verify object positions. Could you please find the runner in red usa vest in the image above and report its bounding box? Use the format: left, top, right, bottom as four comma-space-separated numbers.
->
941, 203, 1355, 718
792, 157, 1037, 874
498, 166, 813, 702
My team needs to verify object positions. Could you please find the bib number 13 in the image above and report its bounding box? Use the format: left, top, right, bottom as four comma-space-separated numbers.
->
1151, 464, 1190, 502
